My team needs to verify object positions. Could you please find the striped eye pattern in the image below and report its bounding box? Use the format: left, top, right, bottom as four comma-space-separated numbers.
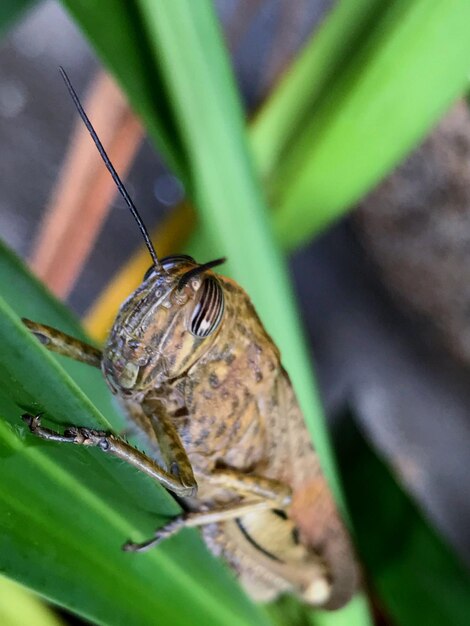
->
190, 277, 224, 338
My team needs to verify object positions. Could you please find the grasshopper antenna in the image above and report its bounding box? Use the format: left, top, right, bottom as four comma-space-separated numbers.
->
58, 66, 161, 270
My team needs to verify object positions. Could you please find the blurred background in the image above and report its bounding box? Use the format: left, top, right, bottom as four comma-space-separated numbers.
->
2, 1, 470, 625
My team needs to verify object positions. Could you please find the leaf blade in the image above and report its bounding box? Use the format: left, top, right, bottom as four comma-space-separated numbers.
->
272, 0, 470, 246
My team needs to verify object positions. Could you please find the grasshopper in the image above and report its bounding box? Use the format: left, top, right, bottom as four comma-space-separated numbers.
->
21, 69, 358, 610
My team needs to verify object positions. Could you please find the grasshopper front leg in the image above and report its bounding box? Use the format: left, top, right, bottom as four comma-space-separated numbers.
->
22, 322, 198, 499
22, 413, 197, 498
23, 319, 102, 367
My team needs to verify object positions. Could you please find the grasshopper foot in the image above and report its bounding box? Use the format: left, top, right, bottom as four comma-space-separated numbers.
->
21, 413, 108, 446
22, 413, 43, 432
123, 516, 186, 553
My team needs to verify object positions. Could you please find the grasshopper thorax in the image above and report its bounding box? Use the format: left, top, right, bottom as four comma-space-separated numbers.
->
102, 255, 225, 396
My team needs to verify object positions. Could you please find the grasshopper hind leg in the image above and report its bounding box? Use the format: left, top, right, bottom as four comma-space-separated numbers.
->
124, 468, 292, 552
123, 500, 273, 552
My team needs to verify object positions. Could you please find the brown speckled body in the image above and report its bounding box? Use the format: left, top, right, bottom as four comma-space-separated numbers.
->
102, 258, 358, 609
24, 256, 357, 609
152, 276, 278, 477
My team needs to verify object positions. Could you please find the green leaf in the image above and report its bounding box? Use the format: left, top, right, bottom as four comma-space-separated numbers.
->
0, 239, 268, 626
270, 0, 470, 247
0, 576, 63, 626
336, 414, 470, 626
251, 0, 386, 179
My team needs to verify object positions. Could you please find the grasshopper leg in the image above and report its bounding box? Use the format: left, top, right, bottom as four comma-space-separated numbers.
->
208, 468, 292, 507
22, 413, 197, 497
124, 499, 271, 552
125, 470, 292, 552
151, 417, 195, 496
22, 319, 102, 368
124, 400, 197, 501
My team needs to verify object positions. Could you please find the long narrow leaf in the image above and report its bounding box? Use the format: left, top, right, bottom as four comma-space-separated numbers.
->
251, 0, 385, 179
135, 0, 339, 499
272, 0, 470, 247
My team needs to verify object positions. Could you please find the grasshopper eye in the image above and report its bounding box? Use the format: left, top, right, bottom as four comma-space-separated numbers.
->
190, 277, 224, 338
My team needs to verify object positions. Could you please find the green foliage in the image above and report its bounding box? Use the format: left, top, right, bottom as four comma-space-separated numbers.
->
268, 0, 470, 246
251, 0, 384, 179
2, 0, 470, 624
0, 576, 62, 626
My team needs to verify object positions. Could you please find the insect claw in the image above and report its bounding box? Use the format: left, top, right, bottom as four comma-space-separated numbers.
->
175, 482, 197, 498
22, 413, 50, 435
122, 533, 165, 553
123, 517, 185, 552
63, 426, 79, 437
126, 538, 159, 552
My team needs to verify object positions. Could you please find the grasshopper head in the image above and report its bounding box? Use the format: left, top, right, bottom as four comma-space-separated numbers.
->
102, 255, 225, 396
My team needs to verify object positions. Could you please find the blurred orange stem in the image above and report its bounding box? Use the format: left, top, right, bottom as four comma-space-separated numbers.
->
29, 70, 144, 298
